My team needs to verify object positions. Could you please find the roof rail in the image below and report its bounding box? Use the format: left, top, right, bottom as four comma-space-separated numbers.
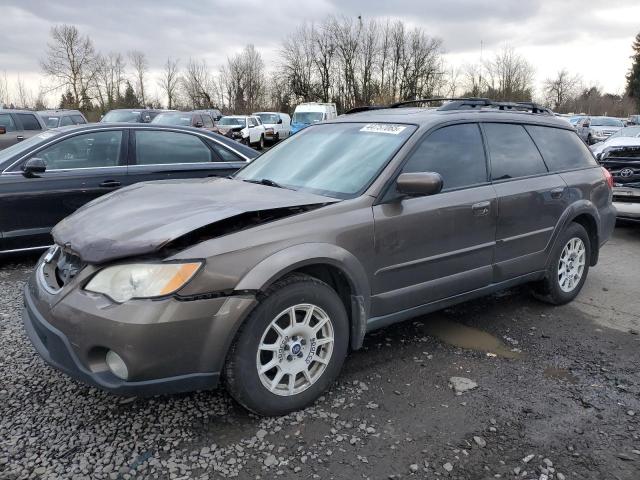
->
438, 99, 552, 115
344, 105, 386, 115
344, 97, 553, 116
389, 97, 492, 108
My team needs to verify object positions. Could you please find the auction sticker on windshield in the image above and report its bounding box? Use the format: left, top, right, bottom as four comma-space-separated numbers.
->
360, 124, 407, 135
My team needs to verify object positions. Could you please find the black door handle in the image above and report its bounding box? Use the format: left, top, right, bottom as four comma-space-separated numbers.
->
550, 188, 564, 199
472, 201, 491, 216
99, 180, 121, 188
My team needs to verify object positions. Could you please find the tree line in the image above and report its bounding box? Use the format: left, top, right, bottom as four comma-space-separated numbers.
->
0, 19, 638, 119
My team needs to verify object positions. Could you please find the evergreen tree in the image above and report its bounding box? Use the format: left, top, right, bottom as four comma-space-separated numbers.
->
120, 81, 140, 108
59, 90, 76, 109
627, 32, 640, 110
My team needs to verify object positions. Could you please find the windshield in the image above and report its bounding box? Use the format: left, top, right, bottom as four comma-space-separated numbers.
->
151, 113, 191, 126
235, 122, 416, 199
0, 131, 58, 167
293, 112, 324, 125
218, 117, 245, 127
591, 117, 624, 127
254, 113, 279, 124
101, 110, 141, 123
609, 126, 640, 139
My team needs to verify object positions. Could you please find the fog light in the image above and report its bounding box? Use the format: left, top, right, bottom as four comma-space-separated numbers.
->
105, 350, 129, 380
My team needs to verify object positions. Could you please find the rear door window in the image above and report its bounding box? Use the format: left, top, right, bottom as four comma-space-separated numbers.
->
402, 123, 487, 190
525, 125, 596, 171
483, 123, 548, 181
16, 113, 42, 131
71, 115, 87, 125
135, 130, 213, 165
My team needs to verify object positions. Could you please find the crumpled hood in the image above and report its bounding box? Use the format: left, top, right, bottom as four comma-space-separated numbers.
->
52, 178, 337, 264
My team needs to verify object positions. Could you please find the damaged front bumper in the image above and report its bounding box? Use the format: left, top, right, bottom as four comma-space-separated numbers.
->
22, 267, 257, 396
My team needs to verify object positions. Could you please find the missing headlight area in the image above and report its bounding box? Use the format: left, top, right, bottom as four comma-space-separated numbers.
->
163, 204, 327, 253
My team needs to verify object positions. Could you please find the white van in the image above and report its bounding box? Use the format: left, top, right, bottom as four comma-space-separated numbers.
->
252, 112, 291, 144
290, 103, 338, 135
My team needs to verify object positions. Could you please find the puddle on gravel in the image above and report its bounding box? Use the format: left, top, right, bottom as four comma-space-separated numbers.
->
423, 318, 523, 358
543, 367, 578, 384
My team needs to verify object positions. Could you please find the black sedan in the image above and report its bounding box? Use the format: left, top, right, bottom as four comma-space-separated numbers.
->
0, 123, 257, 254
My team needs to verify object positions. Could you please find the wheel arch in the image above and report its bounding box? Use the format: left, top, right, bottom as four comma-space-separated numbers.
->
235, 243, 371, 350
548, 201, 601, 268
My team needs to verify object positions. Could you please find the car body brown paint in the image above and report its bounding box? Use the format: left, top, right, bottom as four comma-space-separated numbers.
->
23, 107, 616, 396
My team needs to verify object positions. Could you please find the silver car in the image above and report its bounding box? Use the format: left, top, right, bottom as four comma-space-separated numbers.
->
577, 116, 624, 145
0, 109, 47, 150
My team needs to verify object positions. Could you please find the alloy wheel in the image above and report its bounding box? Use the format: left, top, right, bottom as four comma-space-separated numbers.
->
557, 237, 586, 293
256, 304, 334, 396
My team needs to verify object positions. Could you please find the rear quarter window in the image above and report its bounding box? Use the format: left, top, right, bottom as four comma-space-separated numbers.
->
526, 125, 597, 171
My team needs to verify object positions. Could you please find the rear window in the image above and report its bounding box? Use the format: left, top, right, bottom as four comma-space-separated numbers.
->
71, 115, 86, 124
526, 126, 596, 171
483, 123, 548, 181
17, 113, 42, 131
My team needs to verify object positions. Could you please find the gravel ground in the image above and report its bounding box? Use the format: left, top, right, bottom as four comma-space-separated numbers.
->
1, 226, 639, 480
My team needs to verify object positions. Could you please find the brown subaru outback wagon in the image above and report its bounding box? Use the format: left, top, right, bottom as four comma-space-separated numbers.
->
23, 99, 616, 416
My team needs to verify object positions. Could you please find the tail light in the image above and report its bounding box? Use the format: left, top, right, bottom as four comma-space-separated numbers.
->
601, 167, 613, 189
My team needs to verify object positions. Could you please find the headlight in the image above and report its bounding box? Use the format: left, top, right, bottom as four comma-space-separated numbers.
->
85, 262, 202, 302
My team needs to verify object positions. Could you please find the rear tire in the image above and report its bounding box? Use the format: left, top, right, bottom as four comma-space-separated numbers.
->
225, 273, 349, 416
531, 222, 591, 305
257, 135, 265, 150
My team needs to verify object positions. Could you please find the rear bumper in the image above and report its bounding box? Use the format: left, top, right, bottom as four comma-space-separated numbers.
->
23, 285, 219, 396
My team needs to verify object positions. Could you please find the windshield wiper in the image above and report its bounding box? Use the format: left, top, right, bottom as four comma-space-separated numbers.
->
242, 178, 289, 189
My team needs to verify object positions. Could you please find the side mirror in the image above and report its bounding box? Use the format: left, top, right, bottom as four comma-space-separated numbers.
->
0, 126, 6, 135
22, 158, 47, 177
582, 121, 590, 128
194, 122, 204, 128
278, 118, 283, 124
396, 172, 443, 197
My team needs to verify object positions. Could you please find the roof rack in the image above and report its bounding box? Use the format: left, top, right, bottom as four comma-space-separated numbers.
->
344, 105, 386, 115
343, 97, 552, 115
389, 97, 491, 108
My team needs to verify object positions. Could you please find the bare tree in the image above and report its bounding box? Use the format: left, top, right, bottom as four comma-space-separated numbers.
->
94, 52, 126, 111
482, 45, 535, 101
313, 22, 335, 103
279, 25, 316, 102
543, 69, 582, 111
219, 45, 266, 113
182, 58, 217, 109
158, 57, 180, 109
0, 71, 10, 108
14, 76, 33, 108
128, 50, 148, 106
40, 25, 98, 107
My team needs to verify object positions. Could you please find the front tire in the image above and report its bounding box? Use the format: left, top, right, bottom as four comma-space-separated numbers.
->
531, 222, 591, 305
225, 274, 349, 416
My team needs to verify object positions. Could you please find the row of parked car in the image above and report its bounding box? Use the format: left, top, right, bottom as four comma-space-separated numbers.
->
0, 102, 342, 154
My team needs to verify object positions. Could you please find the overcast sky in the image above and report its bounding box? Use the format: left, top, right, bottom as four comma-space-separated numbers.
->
1, 0, 639, 104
